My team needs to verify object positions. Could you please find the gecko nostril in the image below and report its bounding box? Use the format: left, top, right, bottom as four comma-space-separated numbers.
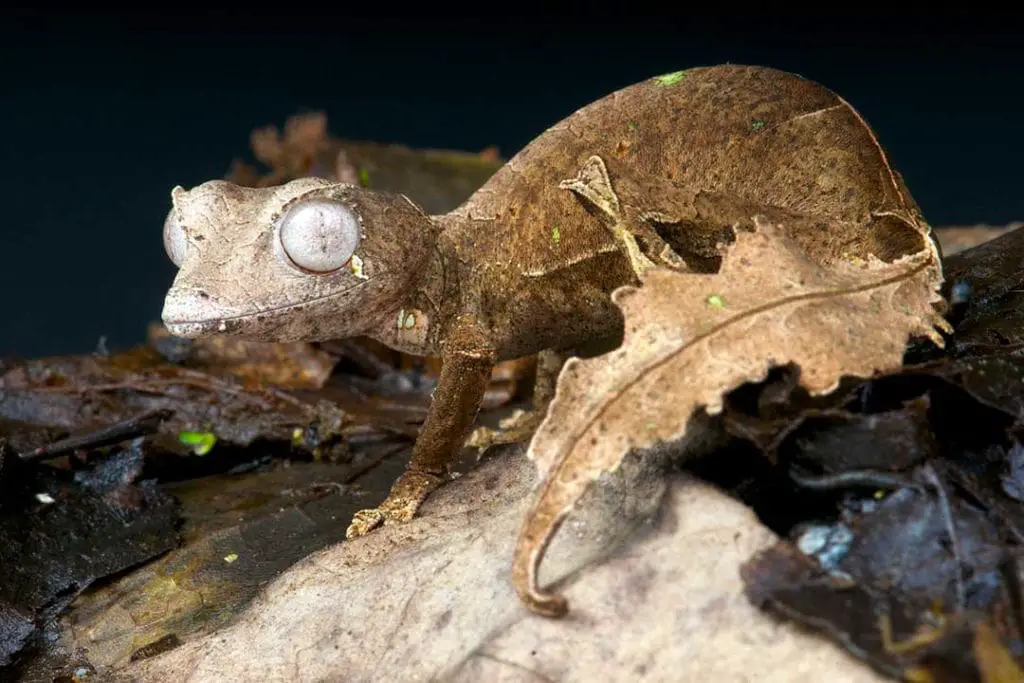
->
198, 291, 210, 300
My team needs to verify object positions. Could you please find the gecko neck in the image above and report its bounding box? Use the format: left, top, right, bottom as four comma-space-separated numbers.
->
366, 219, 450, 357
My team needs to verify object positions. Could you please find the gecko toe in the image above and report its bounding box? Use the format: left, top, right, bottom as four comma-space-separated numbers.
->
345, 508, 386, 539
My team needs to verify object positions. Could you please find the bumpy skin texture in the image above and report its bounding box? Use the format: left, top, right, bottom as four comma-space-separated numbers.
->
163, 65, 933, 539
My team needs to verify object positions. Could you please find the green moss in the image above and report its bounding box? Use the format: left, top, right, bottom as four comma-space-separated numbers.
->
654, 71, 687, 87
751, 120, 766, 130
358, 168, 371, 187
706, 294, 726, 309
552, 226, 561, 245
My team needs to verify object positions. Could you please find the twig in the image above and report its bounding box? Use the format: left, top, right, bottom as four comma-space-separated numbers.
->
31, 369, 309, 412
20, 408, 173, 461
788, 468, 921, 493
923, 464, 966, 611
878, 612, 947, 655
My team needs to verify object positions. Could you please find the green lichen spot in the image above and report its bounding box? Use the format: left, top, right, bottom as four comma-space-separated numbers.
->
751, 120, 766, 130
178, 431, 217, 456
350, 254, 368, 280
627, 120, 638, 131
654, 71, 687, 87
552, 226, 561, 245
706, 294, 726, 309
224, 553, 239, 564
358, 168, 371, 187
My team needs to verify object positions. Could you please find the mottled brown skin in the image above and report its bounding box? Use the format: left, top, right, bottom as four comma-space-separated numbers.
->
163, 64, 932, 540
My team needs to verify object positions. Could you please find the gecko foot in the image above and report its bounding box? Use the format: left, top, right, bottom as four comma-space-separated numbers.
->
345, 470, 446, 539
466, 408, 544, 454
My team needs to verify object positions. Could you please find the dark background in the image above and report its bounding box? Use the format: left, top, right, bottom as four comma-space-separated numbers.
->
1, 9, 1021, 359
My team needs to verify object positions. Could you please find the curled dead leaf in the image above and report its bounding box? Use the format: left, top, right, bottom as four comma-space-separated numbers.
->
512, 216, 948, 617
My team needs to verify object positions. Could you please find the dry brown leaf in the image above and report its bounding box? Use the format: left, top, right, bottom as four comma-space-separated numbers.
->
513, 216, 949, 617
113, 449, 885, 683
281, 111, 328, 157
249, 124, 285, 168
248, 112, 329, 182
147, 322, 337, 390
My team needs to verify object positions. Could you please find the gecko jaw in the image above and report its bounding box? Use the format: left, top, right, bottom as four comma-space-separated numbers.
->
162, 307, 311, 342
163, 320, 213, 338
161, 277, 378, 342
162, 318, 243, 338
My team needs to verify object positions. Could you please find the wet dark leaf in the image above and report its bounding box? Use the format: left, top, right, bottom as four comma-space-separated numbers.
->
999, 443, 1024, 503
736, 365, 1024, 680
774, 394, 938, 476
0, 348, 359, 466
0, 441, 179, 669
943, 226, 1024, 359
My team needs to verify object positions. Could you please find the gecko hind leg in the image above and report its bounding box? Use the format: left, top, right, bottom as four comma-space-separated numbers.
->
466, 349, 566, 454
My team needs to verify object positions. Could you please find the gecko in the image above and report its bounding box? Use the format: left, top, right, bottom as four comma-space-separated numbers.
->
161, 64, 929, 539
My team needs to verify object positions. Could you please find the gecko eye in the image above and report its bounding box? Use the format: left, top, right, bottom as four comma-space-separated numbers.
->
163, 208, 188, 267
279, 199, 361, 273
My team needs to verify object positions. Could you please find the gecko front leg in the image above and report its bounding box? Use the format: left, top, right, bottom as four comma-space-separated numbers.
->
346, 316, 496, 539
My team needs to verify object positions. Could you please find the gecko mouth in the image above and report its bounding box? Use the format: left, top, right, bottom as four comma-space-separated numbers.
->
162, 310, 287, 339
162, 278, 374, 340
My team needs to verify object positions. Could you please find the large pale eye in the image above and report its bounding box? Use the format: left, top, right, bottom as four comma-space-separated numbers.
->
279, 199, 361, 273
163, 208, 188, 267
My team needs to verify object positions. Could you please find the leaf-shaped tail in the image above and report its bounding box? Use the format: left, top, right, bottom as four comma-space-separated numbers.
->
510, 217, 947, 618
511, 470, 573, 617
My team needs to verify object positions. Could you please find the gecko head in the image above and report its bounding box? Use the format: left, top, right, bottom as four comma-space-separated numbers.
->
161, 178, 439, 342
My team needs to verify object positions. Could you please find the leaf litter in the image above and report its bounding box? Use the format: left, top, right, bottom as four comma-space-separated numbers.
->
6, 104, 1024, 681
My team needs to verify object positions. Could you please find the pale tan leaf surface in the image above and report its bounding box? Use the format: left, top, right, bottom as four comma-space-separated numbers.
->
115, 447, 884, 683
935, 222, 1023, 256
513, 217, 947, 616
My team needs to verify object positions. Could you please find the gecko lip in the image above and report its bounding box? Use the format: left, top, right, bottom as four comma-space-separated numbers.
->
162, 307, 294, 338
161, 278, 375, 338
162, 308, 296, 340
163, 320, 227, 338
